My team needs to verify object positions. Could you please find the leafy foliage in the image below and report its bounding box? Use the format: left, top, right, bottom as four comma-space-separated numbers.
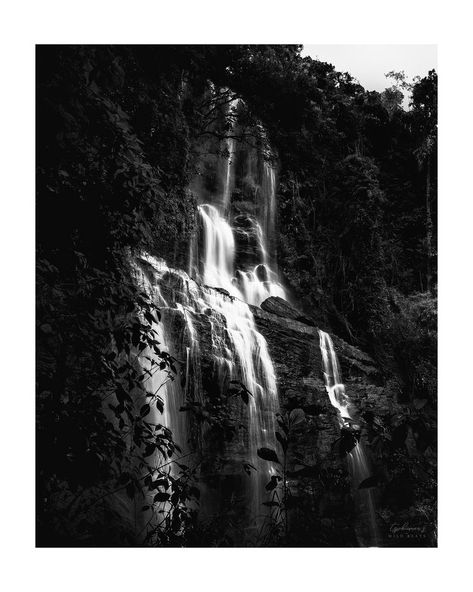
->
255, 409, 308, 543
180, 380, 251, 446
36, 46, 206, 545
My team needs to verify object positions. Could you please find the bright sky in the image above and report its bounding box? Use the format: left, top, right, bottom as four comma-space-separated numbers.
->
302, 44, 437, 99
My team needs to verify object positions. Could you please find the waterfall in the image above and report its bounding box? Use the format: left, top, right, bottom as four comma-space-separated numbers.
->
221, 98, 238, 211
197, 202, 285, 306
233, 160, 286, 306
222, 137, 235, 211
199, 203, 239, 296
261, 162, 276, 255
134, 133, 288, 535
136, 250, 279, 532
135, 126, 382, 544
132, 117, 383, 544
196, 198, 281, 523
318, 330, 351, 425
318, 329, 381, 546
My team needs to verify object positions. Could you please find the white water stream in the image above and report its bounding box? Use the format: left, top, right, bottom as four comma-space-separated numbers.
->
318, 329, 381, 546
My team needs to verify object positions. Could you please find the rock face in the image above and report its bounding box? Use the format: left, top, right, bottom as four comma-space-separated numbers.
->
253, 296, 383, 446
135, 261, 401, 545
260, 296, 315, 326
252, 297, 393, 546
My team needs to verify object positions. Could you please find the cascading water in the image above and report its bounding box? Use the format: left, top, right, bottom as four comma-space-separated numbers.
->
318, 329, 381, 546
199, 204, 239, 296
195, 198, 281, 525
222, 137, 235, 211
261, 163, 276, 257
233, 161, 286, 306
136, 249, 279, 532
221, 98, 238, 211
318, 330, 351, 424
135, 122, 287, 535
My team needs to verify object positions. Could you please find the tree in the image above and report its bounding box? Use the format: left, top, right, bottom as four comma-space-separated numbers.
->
411, 70, 437, 293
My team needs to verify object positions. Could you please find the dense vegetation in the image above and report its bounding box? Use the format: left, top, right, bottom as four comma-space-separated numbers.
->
36, 45, 436, 546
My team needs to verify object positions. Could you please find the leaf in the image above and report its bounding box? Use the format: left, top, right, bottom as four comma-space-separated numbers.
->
229, 381, 253, 405
257, 447, 280, 464
358, 475, 380, 489
277, 418, 289, 435
275, 431, 288, 452
144, 443, 156, 457
242, 461, 257, 476
116, 385, 130, 404
144, 311, 157, 325
289, 408, 305, 427
150, 478, 169, 490
239, 387, 249, 405
262, 501, 280, 507
153, 492, 170, 503
140, 403, 151, 417
265, 475, 281, 491
335, 430, 357, 455
155, 397, 164, 413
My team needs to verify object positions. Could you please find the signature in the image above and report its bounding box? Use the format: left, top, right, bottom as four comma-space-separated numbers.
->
389, 522, 427, 538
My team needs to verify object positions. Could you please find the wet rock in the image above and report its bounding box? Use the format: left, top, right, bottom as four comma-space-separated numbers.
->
250, 301, 404, 545
260, 296, 315, 326
204, 286, 233, 299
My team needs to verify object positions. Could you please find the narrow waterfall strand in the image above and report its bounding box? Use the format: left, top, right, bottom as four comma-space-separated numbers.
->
318, 329, 380, 546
